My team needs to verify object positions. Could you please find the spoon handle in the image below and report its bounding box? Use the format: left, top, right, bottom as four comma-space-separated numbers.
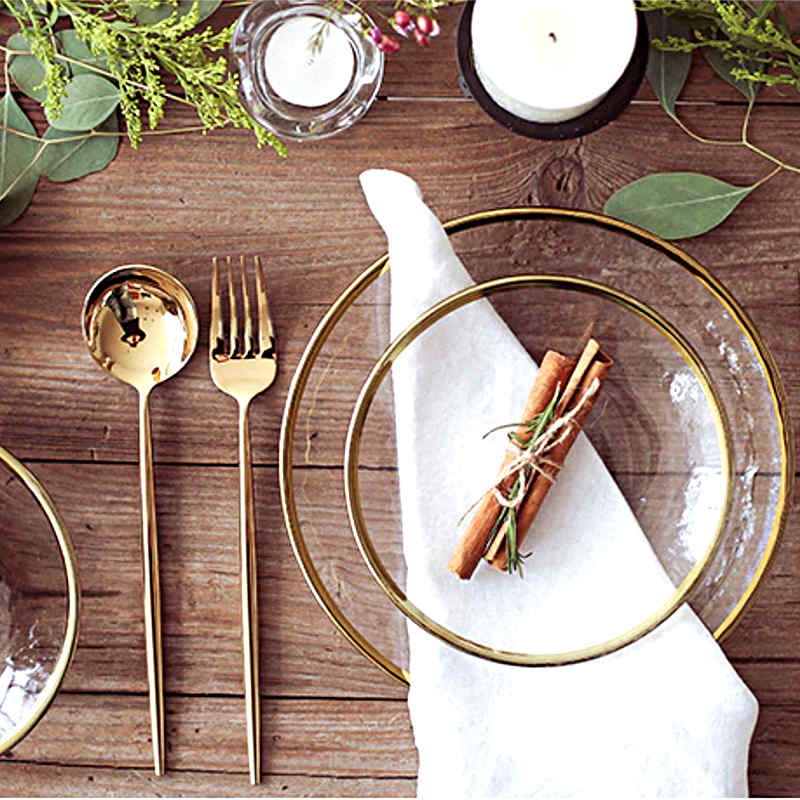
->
139, 390, 166, 776
238, 399, 261, 785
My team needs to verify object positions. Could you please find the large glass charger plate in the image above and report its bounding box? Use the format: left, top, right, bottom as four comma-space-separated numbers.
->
279, 208, 793, 685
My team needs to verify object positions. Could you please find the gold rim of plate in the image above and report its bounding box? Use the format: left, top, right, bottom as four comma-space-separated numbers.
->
344, 275, 732, 666
0, 446, 81, 753
279, 207, 794, 686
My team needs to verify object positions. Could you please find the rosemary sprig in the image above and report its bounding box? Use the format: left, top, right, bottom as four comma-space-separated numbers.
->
490, 386, 560, 576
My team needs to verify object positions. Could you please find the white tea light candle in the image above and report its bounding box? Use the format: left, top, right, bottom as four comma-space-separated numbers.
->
264, 16, 355, 107
471, 0, 638, 124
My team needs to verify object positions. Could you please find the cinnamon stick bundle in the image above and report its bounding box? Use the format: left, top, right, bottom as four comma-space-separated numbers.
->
447, 339, 613, 580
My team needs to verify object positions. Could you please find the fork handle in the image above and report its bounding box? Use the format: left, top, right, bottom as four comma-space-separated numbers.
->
238, 400, 261, 785
138, 389, 165, 777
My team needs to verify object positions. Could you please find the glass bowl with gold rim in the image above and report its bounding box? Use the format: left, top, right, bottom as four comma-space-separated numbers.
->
279, 208, 792, 684
0, 447, 80, 753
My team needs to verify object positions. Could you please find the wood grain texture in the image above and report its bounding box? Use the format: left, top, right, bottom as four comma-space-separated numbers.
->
0, 102, 798, 467
1, 687, 799, 797
0, 4, 799, 795
3, 463, 793, 699
0, 763, 416, 799
1, 694, 417, 775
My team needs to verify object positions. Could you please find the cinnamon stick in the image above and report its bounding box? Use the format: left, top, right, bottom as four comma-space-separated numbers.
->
486, 345, 613, 570
446, 351, 575, 580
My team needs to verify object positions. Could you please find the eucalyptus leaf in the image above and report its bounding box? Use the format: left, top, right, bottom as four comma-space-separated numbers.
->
702, 48, 761, 102
57, 29, 109, 75
131, 0, 221, 25
604, 172, 755, 239
46, 74, 120, 131
0, 92, 41, 226
7, 33, 48, 102
644, 10, 693, 117
40, 113, 119, 182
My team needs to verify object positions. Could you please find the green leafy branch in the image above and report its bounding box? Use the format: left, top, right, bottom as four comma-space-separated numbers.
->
604, 1, 800, 239
0, 0, 286, 226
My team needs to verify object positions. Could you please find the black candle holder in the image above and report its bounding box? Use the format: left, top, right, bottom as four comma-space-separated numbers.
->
457, 2, 649, 141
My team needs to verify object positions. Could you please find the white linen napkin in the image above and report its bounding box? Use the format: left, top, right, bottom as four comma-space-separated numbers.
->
360, 169, 758, 798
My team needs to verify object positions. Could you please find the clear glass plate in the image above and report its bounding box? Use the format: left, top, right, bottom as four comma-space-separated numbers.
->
0, 448, 79, 752
279, 209, 793, 683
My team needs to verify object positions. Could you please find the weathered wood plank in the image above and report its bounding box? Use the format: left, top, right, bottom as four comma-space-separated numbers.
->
0, 761, 416, 798
750, 706, 800, 797
0, 288, 795, 470
734, 661, 800, 708
0, 103, 797, 466
0, 761, 415, 798
23, 463, 407, 698
0, 463, 793, 699
2, 694, 417, 775
2, 688, 800, 796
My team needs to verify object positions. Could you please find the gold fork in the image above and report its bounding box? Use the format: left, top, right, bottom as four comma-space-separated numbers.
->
210, 255, 277, 785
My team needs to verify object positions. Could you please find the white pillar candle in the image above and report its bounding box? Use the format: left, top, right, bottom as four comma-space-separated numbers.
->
265, 16, 355, 108
471, 0, 637, 124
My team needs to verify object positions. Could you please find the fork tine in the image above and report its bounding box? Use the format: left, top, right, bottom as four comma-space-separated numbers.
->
211, 257, 223, 355
241, 256, 253, 357
226, 255, 238, 357
254, 255, 274, 357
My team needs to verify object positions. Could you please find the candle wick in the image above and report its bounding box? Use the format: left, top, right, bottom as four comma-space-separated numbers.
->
548, 31, 557, 43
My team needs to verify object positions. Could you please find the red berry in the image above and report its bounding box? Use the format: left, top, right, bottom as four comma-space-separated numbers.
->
368, 25, 382, 44
378, 34, 400, 53
416, 14, 434, 35
393, 10, 411, 28
413, 28, 429, 46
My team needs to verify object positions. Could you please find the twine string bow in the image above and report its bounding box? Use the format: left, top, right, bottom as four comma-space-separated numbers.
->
492, 377, 599, 509
456, 377, 600, 529
456, 377, 601, 527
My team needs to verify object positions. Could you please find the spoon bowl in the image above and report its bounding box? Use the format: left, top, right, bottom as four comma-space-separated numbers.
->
82, 265, 198, 394
81, 264, 198, 776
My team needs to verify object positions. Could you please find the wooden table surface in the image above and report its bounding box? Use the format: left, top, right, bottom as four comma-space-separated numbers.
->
1, 4, 799, 796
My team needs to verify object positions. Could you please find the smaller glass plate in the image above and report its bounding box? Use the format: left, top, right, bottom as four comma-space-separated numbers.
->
344, 275, 733, 665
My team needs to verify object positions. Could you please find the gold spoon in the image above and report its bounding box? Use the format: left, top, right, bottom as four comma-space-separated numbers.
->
82, 265, 198, 777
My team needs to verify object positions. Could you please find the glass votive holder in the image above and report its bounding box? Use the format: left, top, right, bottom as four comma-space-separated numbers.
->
230, 0, 384, 141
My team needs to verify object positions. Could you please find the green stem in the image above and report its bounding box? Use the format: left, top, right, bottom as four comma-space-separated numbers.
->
743, 139, 800, 174
740, 96, 755, 142
0, 139, 45, 203
750, 163, 783, 190
671, 112, 741, 147
670, 106, 800, 174
739, 97, 800, 173
0, 122, 211, 143
0, 44, 195, 108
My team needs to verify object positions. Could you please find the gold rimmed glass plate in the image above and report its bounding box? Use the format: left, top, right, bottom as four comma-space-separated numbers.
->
279, 208, 793, 685
0, 447, 80, 752
344, 275, 733, 665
